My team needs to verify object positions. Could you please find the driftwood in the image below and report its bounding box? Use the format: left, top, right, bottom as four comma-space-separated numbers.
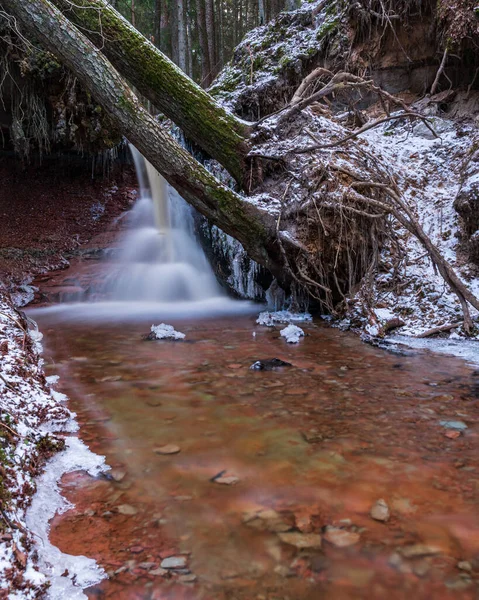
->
416, 321, 463, 338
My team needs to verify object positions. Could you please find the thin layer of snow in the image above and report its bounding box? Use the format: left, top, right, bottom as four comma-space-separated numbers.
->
387, 334, 479, 367
150, 323, 185, 340
0, 294, 107, 597
345, 113, 479, 340
26, 437, 107, 600
257, 310, 312, 326
280, 323, 305, 343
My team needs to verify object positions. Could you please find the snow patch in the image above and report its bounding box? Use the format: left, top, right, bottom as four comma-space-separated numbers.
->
280, 324, 305, 343
26, 438, 107, 599
257, 310, 312, 327
150, 323, 185, 340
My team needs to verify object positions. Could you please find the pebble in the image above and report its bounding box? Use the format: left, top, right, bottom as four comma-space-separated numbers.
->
370, 499, 390, 522
399, 544, 442, 558
129, 546, 144, 554
324, 527, 360, 548
138, 562, 157, 570
457, 561, 472, 572
445, 430, 461, 439
439, 420, 467, 430
154, 444, 181, 455
110, 468, 126, 482
117, 504, 138, 516
161, 556, 187, 569
278, 532, 322, 549
150, 567, 168, 576
213, 474, 239, 485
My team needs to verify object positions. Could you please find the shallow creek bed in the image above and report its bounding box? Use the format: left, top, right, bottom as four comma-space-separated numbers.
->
4, 307, 475, 600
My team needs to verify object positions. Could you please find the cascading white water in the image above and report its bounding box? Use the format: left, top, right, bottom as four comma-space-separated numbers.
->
30, 146, 257, 321
110, 147, 222, 303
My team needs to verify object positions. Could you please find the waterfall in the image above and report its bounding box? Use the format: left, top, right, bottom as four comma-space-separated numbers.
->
30, 146, 258, 320
110, 146, 222, 303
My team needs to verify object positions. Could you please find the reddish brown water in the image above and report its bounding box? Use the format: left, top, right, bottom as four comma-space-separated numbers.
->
35, 314, 479, 600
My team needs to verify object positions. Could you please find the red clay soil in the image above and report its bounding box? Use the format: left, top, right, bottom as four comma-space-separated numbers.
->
0, 154, 136, 291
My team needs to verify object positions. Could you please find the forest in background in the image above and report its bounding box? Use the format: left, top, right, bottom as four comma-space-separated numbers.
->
110, 0, 298, 85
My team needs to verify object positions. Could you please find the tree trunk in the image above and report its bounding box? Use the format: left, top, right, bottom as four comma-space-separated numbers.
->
177, 0, 187, 72
49, 0, 251, 185
205, 0, 217, 80
1, 0, 280, 275
197, 0, 211, 86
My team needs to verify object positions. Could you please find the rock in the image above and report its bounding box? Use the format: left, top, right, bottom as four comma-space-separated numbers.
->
457, 561, 472, 572
300, 430, 323, 444
439, 420, 467, 430
214, 475, 239, 485
295, 515, 313, 533
249, 358, 292, 371
278, 532, 322, 549
160, 556, 188, 569
399, 544, 442, 558
117, 504, 138, 516
445, 430, 461, 439
154, 444, 181, 455
146, 323, 185, 340
370, 499, 390, 522
413, 560, 431, 577
130, 546, 144, 554
274, 565, 294, 577
110, 468, 126, 482
150, 567, 168, 576
324, 527, 360, 548
138, 562, 157, 570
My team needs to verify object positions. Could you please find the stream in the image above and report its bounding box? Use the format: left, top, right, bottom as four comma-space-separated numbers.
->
30, 311, 479, 600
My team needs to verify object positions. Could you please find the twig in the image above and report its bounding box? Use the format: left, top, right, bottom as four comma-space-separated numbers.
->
430, 47, 449, 96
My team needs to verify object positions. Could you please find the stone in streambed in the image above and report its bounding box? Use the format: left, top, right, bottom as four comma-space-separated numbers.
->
154, 444, 181, 455
324, 527, 360, 547
250, 358, 292, 371
110, 468, 126, 482
278, 532, 322, 549
161, 556, 188, 569
118, 504, 138, 516
370, 499, 390, 522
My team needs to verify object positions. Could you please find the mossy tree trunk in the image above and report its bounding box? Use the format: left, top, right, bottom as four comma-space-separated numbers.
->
2, 0, 281, 275
49, 0, 251, 185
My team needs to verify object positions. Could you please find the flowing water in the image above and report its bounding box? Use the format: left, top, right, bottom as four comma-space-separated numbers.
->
30, 312, 479, 600
27, 149, 479, 599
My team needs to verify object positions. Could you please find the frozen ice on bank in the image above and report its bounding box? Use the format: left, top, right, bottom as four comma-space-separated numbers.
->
280, 324, 305, 343
150, 323, 185, 340
257, 310, 312, 327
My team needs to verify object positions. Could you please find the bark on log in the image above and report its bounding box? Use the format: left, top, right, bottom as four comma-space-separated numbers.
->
1, 0, 280, 274
49, 0, 251, 184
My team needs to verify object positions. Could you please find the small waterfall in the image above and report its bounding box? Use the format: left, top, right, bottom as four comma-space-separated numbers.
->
30, 146, 258, 321
110, 146, 222, 303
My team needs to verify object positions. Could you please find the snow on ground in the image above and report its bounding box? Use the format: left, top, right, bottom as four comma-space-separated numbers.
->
0, 292, 106, 598
342, 112, 479, 342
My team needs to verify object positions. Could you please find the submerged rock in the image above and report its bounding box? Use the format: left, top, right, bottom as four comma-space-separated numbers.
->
324, 527, 360, 547
154, 444, 181, 455
278, 532, 322, 549
250, 358, 292, 370
160, 556, 187, 569
370, 499, 390, 522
